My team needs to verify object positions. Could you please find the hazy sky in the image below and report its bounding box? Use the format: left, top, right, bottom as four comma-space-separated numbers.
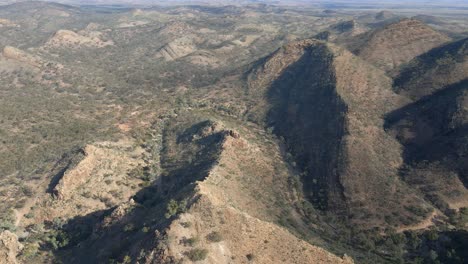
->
1, 0, 468, 7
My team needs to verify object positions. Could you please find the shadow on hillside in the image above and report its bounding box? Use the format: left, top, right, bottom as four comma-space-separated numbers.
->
51, 119, 228, 263
46, 147, 86, 194
384, 79, 468, 186
394, 37, 468, 92
263, 45, 348, 212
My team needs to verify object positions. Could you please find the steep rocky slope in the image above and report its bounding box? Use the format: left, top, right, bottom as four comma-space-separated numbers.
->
247, 39, 431, 229
156, 37, 197, 61
12, 113, 353, 264
354, 18, 451, 73
394, 37, 468, 99
13, 140, 147, 229
386, 37, 468, 214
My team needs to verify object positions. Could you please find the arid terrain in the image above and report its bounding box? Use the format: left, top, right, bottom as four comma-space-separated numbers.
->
0, 1, 467, 264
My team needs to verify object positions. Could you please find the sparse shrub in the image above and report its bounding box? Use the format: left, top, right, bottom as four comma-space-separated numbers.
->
183, 236, 199, 246
109, 190, 123, 199
124, 223, 135, 232
45, 230, 70, 250
206, 231, 223, 242
21, 185, 34, 197
24, 212, 34, 219
122, 255, 131, 264
165, 199, 187, 219
246, 253, 255, 261
21, 242, 39, 259
426, 230, 439, 241
180, 221, 192, 228
186, 248, 208, 261
14, 199, 27, 209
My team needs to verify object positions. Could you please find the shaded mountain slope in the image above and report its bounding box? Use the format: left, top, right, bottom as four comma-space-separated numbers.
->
314, 20, 369, 43
394, 37, 468, 100
386, 79, 468, 213
247, 39, 430, 229
386, 37, 468, 214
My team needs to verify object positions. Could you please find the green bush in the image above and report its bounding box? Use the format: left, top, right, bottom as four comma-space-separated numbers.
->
184, 236, 199, 246
186, 248, 208, 261
45, 230, 70, 250
124, 223, 135, 232
206, 231, 223, 242
164, 199, 187, 219
20, 242, 39, 259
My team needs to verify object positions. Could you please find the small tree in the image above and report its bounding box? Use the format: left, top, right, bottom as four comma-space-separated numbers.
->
186, 248, 208, 261
206, 231, 223, 242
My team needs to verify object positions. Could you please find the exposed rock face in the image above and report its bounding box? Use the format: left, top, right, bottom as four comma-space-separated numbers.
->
158, 118, 353, 263
52, 145, 99, 200
46, 29, 113, 48
0, 18, 17, 27
248, 40, 428, 227
58, 116, 354, 263
0, 231, 23, 264
2, 46, 41, 67
356, 19, 451, 72
165, 197, 354, 264
52, 141, 144, 198
156, 37, 197, 61
26, 140, 147, 224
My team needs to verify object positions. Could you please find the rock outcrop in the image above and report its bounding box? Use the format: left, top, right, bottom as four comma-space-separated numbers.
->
0, 231, 22, 264
157, 118, 353, 263
17, 140, 148, 225
156, 37, 197, 61
45, 29, 113, 48
0, 18, 17, 27
2, 46, 41, 67
54, 116, 354, 263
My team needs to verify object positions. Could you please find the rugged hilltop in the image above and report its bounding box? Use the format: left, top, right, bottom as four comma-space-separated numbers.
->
394, 37, 468, 99
354, 18, 451, 73
247, 39, 430, 229
8, 113, 353, 264
386, 37, 468, 216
